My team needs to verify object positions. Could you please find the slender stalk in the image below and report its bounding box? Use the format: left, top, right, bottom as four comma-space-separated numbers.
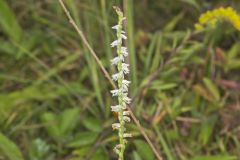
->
116, 12, 124, 160
58, 1, 163, 159
110, 7, 130, 159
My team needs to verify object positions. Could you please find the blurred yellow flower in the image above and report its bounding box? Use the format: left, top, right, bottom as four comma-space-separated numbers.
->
195, 7, 240, 31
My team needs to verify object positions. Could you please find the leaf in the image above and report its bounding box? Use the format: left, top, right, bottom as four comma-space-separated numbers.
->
92, 147, 108, 160
0, 0, 22, 41
60, 108, 80, 135
134, 140, 155, 160
180, 0, 200, 10
150, 81, 177, 91
41, 108, 80, 139
0, 84, 75, 125
82, 117, 102, 133
72, 147, 108, 160
132, 151, 142, 160
199, 115, 217, 145
203, 78, 220, 101
154, 126, 175, 160
28, 138, 51, 160
163, 13, 184, 32
67, 132, 98, 148
144, 33, 159, 74
170, 98, 183, 119
193, 84, 215, 102
72, 147, 90, 158
180, 42, 203, 63
192, 155, 237, 160
226, 59, 240, 70
41, 112, 61, 138
36, 53, 81, 84
0, 132, 24, 160
227, 42, 240, 60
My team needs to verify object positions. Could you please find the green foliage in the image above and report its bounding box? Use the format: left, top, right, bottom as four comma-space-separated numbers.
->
0, 0, 22, 41
0, 132, 24, 160
67, 132, 98, 148
82, 117, 102, 133
203, 77, 220, 101
0, 0, 240, 159
28, 138, 54, 160
71, 147, 108, 160
133, 140, 155, 160
41, 108, 80, 140
192, 155, 237, 160
199, 115, 218, 145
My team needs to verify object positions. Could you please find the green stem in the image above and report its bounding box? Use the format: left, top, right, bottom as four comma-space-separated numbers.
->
116, 8, 126, 160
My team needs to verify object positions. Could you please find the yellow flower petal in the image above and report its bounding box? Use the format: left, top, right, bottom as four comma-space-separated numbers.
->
195, 7, 240, 31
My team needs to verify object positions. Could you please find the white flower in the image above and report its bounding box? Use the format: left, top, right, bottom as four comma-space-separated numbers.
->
112, 72, 123, 81
123, 133, 132, 138
112, 123, 121, 130
121, 34, 127, 40
123, 85, 128, 92
121, 47, 128, 57
111, 105, 122, 112
123, 116, 131, 122
122, 63, 129, 68
110, 57, 119, 65
111, 89, 121, 97
122, 63, 130, 74
123, 80, 130, 86
112, 25, 119, 30
110, 55, 124, 65
123, 86, 128, 92
113, 147, 120, 154
123, 94, 131, 104
123, 110, 131, 116
115, 144, 123, 149
114, 144, 124, 154
111, 40, 120, 47
122, 80, 130, 91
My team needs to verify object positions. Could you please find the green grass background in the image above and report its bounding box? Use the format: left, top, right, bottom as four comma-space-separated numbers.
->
0, 0, 240, 159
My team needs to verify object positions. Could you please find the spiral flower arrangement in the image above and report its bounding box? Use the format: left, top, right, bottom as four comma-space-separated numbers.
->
110, 6, 132, 160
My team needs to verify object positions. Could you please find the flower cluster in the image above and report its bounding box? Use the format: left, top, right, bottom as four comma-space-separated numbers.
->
110, 6, 132, 159
195, 7, 240, 31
